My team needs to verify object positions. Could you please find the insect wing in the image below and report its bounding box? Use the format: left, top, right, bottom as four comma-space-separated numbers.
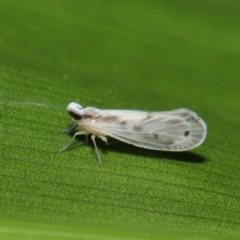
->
90, 109, 207, 151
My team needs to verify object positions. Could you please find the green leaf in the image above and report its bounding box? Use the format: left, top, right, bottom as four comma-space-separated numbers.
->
0, 1, 239, 239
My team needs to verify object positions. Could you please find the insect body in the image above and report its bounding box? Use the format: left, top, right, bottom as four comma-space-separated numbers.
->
60, 102, 207, 164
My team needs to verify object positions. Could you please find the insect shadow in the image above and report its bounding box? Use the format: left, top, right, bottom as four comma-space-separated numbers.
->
66, 131, 207, 164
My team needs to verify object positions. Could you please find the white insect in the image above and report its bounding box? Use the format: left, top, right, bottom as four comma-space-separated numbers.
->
60, 102, 207, 164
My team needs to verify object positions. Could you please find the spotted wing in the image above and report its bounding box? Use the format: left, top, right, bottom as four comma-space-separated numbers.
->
89, 108, 207, 151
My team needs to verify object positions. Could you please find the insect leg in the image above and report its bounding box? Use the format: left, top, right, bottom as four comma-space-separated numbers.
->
99, 136, 108, 145
63, 124, 78, 133
99, 136, 118, 146
91, 135, 102, 164
60, 131, 87, 152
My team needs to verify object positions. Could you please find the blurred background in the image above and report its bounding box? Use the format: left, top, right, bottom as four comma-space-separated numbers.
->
0, 1, 239, 239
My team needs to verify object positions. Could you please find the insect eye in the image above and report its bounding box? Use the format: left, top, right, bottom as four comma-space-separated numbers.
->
68, 111, 82, 120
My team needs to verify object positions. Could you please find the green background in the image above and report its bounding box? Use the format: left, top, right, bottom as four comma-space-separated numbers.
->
0, 0, 239, 239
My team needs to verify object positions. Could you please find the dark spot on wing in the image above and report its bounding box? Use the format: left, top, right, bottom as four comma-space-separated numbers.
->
133, 125, 142, 131
93, 115, 102, 120
101, 115, 119, 122
185, 116, 194, 122
144, 114, 153, 120
121, 120, 127, 125
184, 130, 190, 137
180, 112, 190, 118
153, 134, 158, 139
168, 119, 183, 125
68, 111, 82, 120
84, 114, 93, 119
